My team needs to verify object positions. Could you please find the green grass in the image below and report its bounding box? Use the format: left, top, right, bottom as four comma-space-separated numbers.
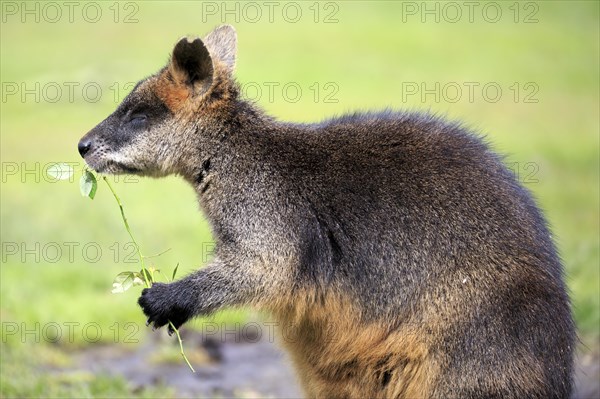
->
1, 1, 598, 397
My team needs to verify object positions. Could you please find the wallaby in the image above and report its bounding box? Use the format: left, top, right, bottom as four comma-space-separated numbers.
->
78, 25, 575, 398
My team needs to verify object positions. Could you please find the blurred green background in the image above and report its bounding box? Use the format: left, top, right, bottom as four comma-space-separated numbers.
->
1, 1, 598, 397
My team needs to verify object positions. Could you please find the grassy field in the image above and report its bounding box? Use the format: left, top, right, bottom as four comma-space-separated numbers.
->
1, 1, 598, 397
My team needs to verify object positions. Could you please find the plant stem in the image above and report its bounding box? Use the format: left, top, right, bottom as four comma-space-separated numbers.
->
169, 321, 196, 373
102, 175, 194, 373
144, 248, 172, 259
102, 176, 151, 288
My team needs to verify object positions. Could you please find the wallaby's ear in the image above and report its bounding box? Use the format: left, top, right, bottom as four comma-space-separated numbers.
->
203, 25, 237, 72
170, 37, 214, 95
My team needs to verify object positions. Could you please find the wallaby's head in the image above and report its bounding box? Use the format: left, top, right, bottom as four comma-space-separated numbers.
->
78, 25, 238, 178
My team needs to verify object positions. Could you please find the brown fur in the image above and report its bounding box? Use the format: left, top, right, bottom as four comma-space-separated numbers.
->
273, 291, 435, 398
154, 72, 189, 112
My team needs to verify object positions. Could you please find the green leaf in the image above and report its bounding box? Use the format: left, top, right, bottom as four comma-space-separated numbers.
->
140, 268, 154, 285
132, 272, 145, 286
47, 163, 74, 180
111, 271, 137, 293
79, 170, 97, 199
172, 263, 179, 281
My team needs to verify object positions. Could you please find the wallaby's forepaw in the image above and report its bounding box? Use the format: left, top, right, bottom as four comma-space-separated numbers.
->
138, 282, 192, 335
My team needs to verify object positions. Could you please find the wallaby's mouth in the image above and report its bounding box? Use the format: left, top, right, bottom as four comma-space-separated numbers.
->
109, 161, 142, 175
84, 158, 142, 175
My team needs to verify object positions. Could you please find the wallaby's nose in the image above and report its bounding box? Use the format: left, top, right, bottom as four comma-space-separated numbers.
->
78, 138, 92, 158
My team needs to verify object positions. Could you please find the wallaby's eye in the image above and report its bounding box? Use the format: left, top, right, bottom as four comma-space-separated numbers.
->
127, 114, 148, 128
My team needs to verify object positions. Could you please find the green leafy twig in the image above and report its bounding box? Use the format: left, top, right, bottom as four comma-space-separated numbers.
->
101, 176, 152, 288
100, 175, 194, 372
57, 164, 195, 372
169, 321, 195, 373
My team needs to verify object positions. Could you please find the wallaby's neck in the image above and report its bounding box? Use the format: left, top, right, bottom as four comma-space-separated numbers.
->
180, 97, 274, 188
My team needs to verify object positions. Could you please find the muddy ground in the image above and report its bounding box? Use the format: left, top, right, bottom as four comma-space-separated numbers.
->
53, 330, 599, 398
